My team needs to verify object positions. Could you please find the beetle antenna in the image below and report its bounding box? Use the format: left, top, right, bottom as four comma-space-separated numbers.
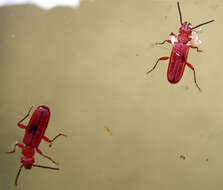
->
177, 2, 183, 25
18, 106, 34, 124
15, 165, 23, 186
33, 164, 59, 170
191, 20, 215, 30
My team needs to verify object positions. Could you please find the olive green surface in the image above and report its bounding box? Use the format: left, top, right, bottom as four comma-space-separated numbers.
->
0, 0, 220, 189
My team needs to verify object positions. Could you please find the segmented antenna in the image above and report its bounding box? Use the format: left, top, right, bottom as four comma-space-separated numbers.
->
33, 164, 59, 170
177, 2, 183, 25
14, 164, 59, 186
192, 20, 215, 30
15, 165, 23, 186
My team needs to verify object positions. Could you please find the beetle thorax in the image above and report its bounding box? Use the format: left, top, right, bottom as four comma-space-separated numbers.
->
21, 146, 35, 168
178, 22, 192, 44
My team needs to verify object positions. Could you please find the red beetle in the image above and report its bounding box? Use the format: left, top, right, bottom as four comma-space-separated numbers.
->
147, 2, 214, 91
6, 105, 66, 186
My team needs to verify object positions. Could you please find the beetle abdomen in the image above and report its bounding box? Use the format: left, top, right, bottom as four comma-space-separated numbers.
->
167, 43, 189, 83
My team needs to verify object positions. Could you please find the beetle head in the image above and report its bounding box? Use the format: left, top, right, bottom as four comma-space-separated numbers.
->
179, 22, 192, 35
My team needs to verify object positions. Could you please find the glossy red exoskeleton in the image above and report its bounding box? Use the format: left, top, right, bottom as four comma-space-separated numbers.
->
147, 2, 214, 91
6, 105, 66, 186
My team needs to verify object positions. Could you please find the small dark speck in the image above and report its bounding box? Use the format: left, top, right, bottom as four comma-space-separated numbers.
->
180, 155, 186, 160
105, 127, 112, 136
185, 86, 189, 90
164, 16, 167, 20
183, 86, 189, 90
136, 54, 139, 56
206, 158, 209, 162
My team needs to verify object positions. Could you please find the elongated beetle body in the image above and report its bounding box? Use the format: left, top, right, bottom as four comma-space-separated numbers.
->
6, 105, 66, 186
147, 2, 214, 91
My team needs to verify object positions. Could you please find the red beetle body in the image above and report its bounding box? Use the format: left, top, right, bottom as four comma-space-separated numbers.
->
167, 39, 189, 84
147, 2, 214, 91
6, 105, 66, 186
23, 105, 50, 148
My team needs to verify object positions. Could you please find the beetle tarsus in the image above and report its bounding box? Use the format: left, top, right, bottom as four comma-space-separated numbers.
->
147, 57, 169, 74
155, 40, 171, 45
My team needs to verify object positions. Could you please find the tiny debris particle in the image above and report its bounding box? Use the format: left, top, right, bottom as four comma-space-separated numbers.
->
180, 155, 186, 160
105, 127, 112, 136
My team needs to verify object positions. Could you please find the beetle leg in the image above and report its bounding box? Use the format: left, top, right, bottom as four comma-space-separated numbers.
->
186, 62, 202, 92
155, 32, 176, 45
147, 57, 169, 74
155, 40, 171, 45
17, 106, 34, 129
6, 142, 24, 154
189, 45, 202, 52
43, 133, 67, 147
17, 123, 27, 129
169, 32, 176, 36
36, 148, 59, 165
